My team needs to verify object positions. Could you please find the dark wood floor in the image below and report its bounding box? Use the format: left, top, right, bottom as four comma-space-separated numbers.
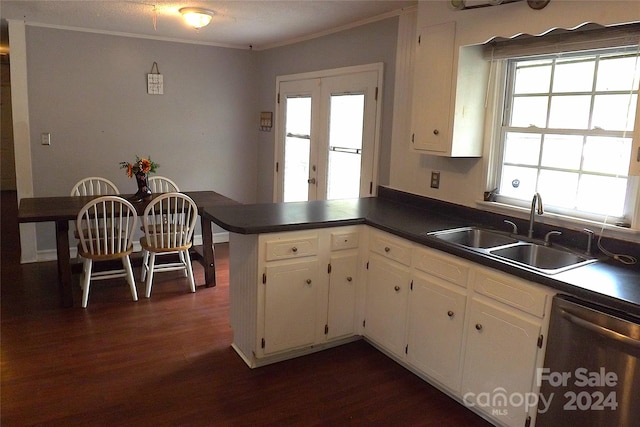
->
1, 191, 493, 426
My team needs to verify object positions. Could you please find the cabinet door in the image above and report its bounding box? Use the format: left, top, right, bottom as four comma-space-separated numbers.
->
411, 21, 455, 154
461, 297, 541, 427
263, 259, 320, 355
326, 252, 358, 340
407, 275, 466, 392
365, 254, 410, 357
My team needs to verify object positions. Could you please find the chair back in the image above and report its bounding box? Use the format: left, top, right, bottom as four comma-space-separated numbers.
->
71, 177, 120, 196
142, 193, 197, 251
148, 176, 180, 193
76, 196, 138, 257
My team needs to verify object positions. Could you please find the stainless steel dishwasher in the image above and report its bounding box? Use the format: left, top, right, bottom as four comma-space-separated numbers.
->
536, 295, 640, 427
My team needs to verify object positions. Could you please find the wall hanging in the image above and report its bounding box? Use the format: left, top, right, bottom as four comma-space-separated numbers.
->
147, 62, 163, 95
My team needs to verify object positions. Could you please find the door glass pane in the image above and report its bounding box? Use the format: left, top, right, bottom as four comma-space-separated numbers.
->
326, 94, 364, 200
283, 97, 312, 202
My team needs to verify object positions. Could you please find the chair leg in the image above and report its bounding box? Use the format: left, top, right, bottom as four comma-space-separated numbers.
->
179, 251, 188, 277
145, 252, 157, 298
81, 258, 92, 308
183, 249, 196, 293
122, 255, 138, 302
141, 249, 150, 281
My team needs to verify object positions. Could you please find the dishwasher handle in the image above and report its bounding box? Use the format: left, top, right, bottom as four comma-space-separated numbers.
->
560, 308, 640, 349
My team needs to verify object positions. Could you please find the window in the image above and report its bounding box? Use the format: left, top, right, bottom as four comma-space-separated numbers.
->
493, 46, 639, 225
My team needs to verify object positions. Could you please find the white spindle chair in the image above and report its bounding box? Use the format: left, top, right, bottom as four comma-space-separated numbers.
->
148, 176, 179, 193
75, 196, 138, 308
140, 192, 198, 297
70, 177, 120, 196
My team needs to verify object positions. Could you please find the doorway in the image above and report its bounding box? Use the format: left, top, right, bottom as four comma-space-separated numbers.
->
274, 64, 382, 202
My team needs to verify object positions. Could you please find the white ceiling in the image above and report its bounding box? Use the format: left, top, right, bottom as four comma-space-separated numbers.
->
1, 1, 417, 51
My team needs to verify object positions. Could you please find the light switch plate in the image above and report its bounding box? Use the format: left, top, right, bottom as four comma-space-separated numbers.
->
41, 133, 51, 146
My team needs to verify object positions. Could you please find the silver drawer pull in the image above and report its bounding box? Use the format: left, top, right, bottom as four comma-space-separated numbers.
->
447, 310, 454, 318
394, 285, 400, 292
475, 323, 483, 331
384, 246, 391, 253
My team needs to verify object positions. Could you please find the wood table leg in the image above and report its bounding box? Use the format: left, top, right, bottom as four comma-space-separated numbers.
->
55, 220, 73, 307
201, 215, 216, 287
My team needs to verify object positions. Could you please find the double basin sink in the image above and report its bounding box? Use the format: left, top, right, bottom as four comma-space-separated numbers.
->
426, 227, 597, 275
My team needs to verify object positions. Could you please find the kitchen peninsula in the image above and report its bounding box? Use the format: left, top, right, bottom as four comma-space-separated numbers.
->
204, 187, 640, 427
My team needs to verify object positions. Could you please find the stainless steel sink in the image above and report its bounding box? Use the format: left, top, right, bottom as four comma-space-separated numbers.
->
428, 227, 519, 249
489, 243, 596, 273
427, 226, 597, 274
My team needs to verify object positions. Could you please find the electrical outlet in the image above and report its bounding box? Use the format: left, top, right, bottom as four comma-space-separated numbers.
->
41, 132, 51, 146
430, 171, 440, 189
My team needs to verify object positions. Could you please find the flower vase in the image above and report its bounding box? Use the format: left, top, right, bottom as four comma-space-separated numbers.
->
131, 172, 152, 202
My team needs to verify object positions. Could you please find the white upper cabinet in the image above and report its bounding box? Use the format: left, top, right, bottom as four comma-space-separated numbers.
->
410, 21, 488, 157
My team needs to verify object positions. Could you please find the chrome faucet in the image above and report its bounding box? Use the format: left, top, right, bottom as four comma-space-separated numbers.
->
528, 193, 543, 239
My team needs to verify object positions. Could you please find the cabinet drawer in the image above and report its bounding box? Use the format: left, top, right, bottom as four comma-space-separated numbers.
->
413, 247, 469, 288
473, 269, 549, 318
369, 230, 412, 266
330, 230, 359, 251
264, 235, 318, 261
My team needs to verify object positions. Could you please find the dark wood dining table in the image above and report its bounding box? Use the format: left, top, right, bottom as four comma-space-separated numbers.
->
17, 191, 239, 307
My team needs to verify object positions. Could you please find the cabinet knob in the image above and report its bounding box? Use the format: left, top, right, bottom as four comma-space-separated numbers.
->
433, 129, 439, 135
394, 285, 400, 292
447, 310, 454, 318
384, 246, 391, 253
306, 279, 312, 285
346, 276, 353, 282
291, 247, 298, 253
475, 323, 483, 331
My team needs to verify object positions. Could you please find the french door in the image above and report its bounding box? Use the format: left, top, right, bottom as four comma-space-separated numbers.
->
274, 64, 382, 202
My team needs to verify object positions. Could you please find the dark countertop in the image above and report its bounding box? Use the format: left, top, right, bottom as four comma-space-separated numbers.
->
203, 190, 640, 317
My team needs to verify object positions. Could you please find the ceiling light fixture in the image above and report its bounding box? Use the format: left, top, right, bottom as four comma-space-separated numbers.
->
179, 7, 214, 29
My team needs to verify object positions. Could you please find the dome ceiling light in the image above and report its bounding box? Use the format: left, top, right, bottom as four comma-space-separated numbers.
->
179, 7, 215, 29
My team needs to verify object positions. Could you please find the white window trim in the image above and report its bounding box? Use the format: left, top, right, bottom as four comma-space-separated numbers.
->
480, 57, 640, 243
273, 63, 383, 203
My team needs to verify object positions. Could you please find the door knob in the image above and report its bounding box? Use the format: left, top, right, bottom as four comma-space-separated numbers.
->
307, 178, 316, 184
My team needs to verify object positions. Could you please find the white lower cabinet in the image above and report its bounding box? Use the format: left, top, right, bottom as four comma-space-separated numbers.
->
262, 259, 321, 354
365, 253, 410, 358
230, 225, 554, 426
407, 273, 467, 392
461, 296, 542, 427
229, 226, 363, 367
460, 268, 552, 427
326, 252, 359, 340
